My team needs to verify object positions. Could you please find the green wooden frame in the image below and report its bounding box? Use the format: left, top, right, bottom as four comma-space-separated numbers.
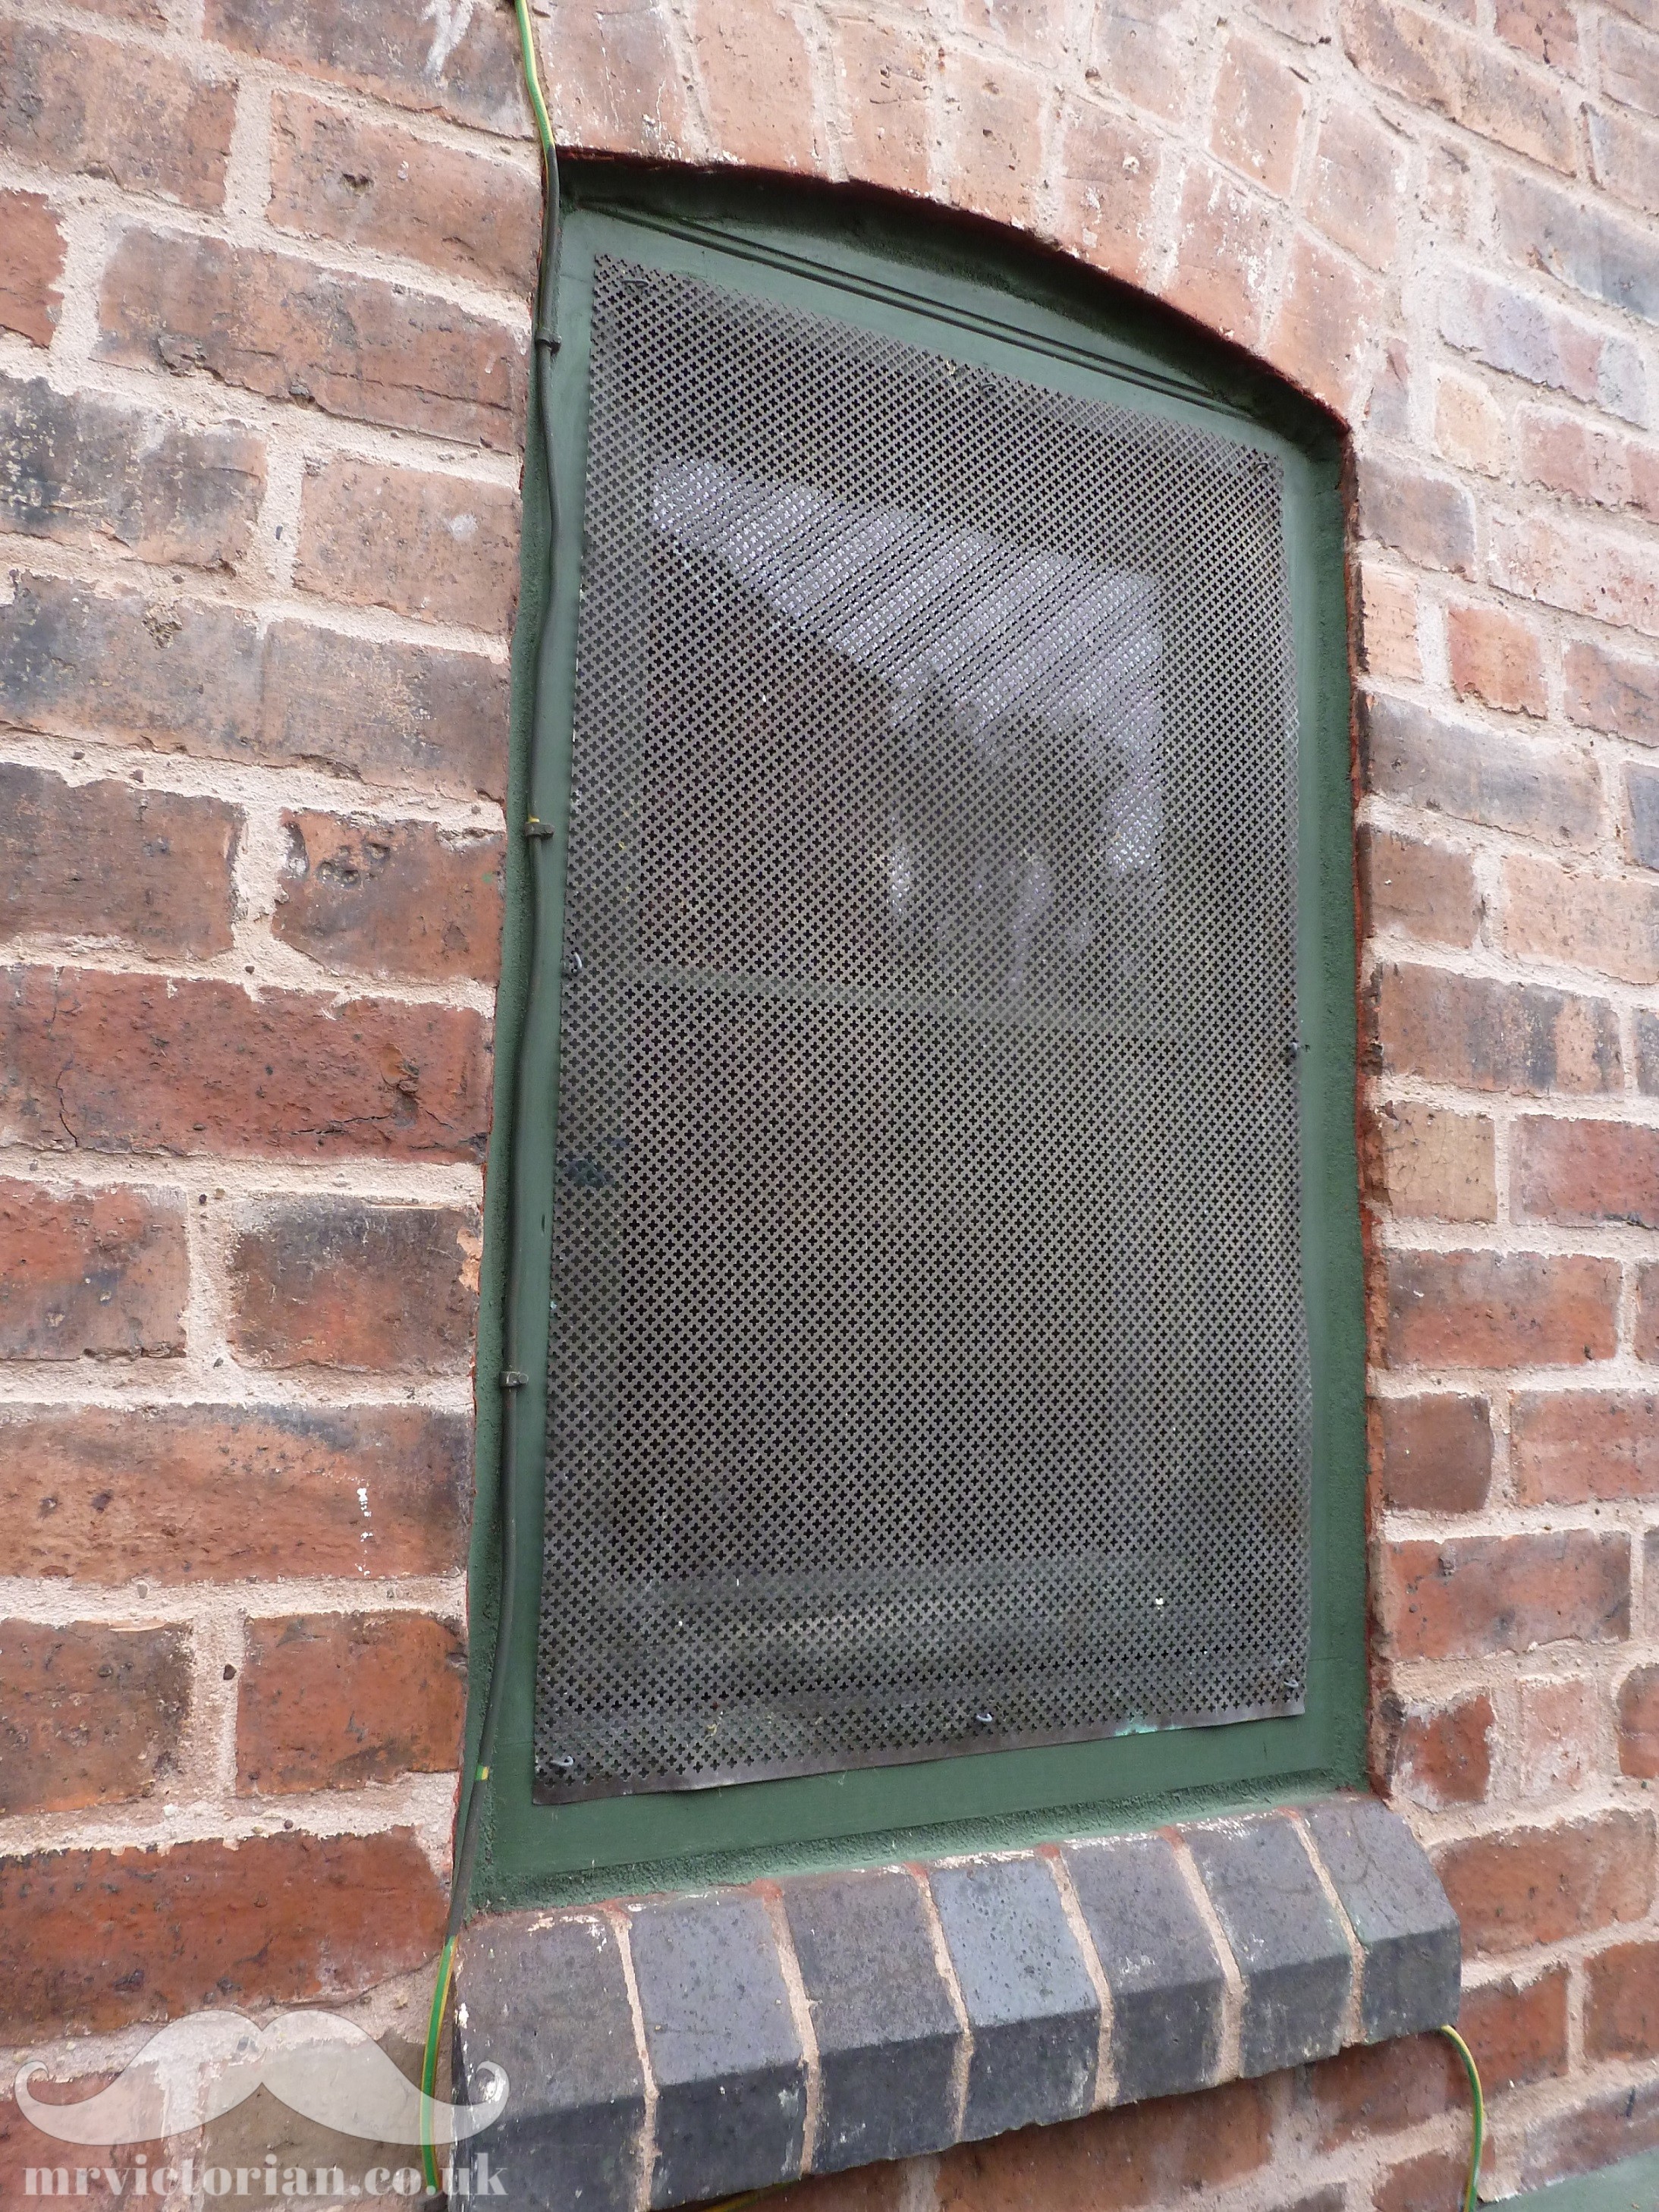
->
466, 166, 1365, 1911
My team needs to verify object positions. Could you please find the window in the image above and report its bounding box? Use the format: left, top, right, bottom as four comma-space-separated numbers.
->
477, 172, 1364, 1902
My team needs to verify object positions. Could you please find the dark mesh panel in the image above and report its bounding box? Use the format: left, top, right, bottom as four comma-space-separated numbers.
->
533, 254, 1310, 1800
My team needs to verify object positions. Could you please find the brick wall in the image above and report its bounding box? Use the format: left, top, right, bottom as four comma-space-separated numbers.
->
4, 0, 1659, 2202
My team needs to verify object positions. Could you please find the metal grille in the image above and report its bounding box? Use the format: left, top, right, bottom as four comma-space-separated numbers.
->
533, 253, 1310, 1802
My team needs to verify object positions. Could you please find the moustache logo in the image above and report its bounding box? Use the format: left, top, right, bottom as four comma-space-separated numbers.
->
14, 2011, 507, 2148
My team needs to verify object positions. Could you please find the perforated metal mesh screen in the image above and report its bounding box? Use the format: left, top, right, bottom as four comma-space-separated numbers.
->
533, 253, 1310, 1801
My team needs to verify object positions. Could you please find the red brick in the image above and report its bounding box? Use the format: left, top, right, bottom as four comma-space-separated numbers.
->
1356, 454, 1476, 574
1459, 1968, 1569, 2091
0, 763, 237, 958
1373, 1392, 1492, 1512
275, 809, 504, 984
1513, 1391, 1659, 1504
939, 52, 1050, 234
1343, 0, 1576, 168
97, 228, 525, 451
1210, 35, 1306, 195
268, 91, 539, 297
1516, 1114, 1659, 1225
1447, 603, 1547, 716
831, 17, 935, 196
227, 1200, 479, 1372
1305, 2031, 1460, 2151
1492, 513, 1659, 639
1267, 234, 1387, 419
0, 1827, 447, 2038
1505, 857, 1659, 982
1517, 408, 1659, 523
1086, 0, 1190, 122
203, 0, 530, 136
0, 21, 235, 211
1618, 1664, 1659, 1777
295, 458, 520, 633
0, 1403, 468, 1585
1441, 269, 1647, 425
1636, 1263, 1659, 1359
1518, 2078, 1659, 2192
1308, 102, 1406, 270
1585, 1939, 1659, 2058
0, 375, 264, 571
1436, 1809, 1655, 1956
1371, 963, 1621, 1097
1378, 1240, 1622, 1363
1512, 1673, 1600, 1795
1497, 169, 1659, 331
1359, 827, 1478, 947
1374, 2148, 1470, 2212
237, 1611, 466, 1794
1366, 1101, 1494, 1221
540, 0, 691, 159
934, 2074, 1272, 2210
1565, 636, 1659, 744
0, 573, 506, 803
0, 1620, 189, 1815
1434, 372, 1509, 476
1052, 97, 1161, 288
686, 0, 816, 173
0, 966, 491, 1164
961, 0, 1080, 63
1368, 335, 1412, 437
1356, 568, 1422, 681
1589, 103, 1659, 220
1384, 1692, 1494, 1808
1604, 14, 1659, 112
0, 191, 65, 347
1382, 1532, 1629, 1659
0, 1182, 187, 1362
1166, 163, 1278, 348
1496, 0, 1579, 62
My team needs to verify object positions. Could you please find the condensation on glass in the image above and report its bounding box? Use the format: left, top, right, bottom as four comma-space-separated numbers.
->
533, 253, 1309, 1802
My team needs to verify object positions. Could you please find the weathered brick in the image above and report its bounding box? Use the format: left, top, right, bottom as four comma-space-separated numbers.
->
932, 2073, 1273, 2210
1497, 169, 1659, 324
1459, 1968, 1569, 2091
1373, 1392, 1491, 1512
227, 1200, 479, 1372
1359, 826, 1478, 946
1052, 96, 1161, 287
1504, 856, 1659, 982
0, 21, 235, 211
1513, 1390, 1659, 1503
541, 0, 691, 157
1253, 0, 1334, 39
1375, 2149, 1471, 2212
0, 1182, 187, 1362
1371, 963, 1621, 1096
1435, 1809, 1655, 1956
1268, 234, 1387, 419
831, 17, 935, 196
1380, 1249, 1619, 1370
686, 0, 816, 174
1382, 1532, 1629, 1658
961, 0, 1082, 64
1356, 567, 1422, 680
0, 764, 237, 958
1086, 0, 1190, 121
1342, 0, 1576, 168
1632, 766, 1659, 875
1517, 2078, 1659, 2192
0, 1403, 468, 1584
1356, 454, 1476, 574
1604, 13, 1659, 112
0, 573, 506, 803
0, 191, 65, 347
1517, 407, 1659, 521
1440, 269, 1647, 423
1589, 103, 1659, 220
294, 458, 519, 633
0, 1828, 447, 2038
0, 376, 263, 571
1366, 1101, 1494, 1221
1165, 163, 1277, 348
1308, 102, 1406, 271
1447, 602, 1546, 715
0, 1620, 190, 1815
1618, 1665, 1659, 1777
268, 92, 539, 296
1564, 636, 1659, 743
1635, 1264, 1659, 1359
1585, 1940, 1659, 2059
938, 52, 1050, 234
237, 1611, 466, 1794
97, 228, 526, 451
1382, 1691, 1493, 1808
0, 966, 491, 1164
1434, 372, 1509, 476
275, 810, 504, 984
1303, 2032, 1460, 2151
1368, 338, 1412, 438
1494, 0, 1579, 68
1510, 1674, 1598, 1796
1491, 513, 1659, 639
203, 0, 530, 135
1516, 1114, 1659, 1224
1635, 1013, 1659, 1095
1210, 34, 1306, 195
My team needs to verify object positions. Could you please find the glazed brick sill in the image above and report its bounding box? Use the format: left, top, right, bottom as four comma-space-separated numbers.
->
451, 1796, 1459, 2212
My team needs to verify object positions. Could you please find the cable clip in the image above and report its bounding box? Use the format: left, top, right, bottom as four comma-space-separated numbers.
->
524, 815, 557, 839
500, 1369, 527, 1390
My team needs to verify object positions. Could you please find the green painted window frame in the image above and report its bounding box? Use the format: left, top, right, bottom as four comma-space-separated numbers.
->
467, 165, 1365, 1912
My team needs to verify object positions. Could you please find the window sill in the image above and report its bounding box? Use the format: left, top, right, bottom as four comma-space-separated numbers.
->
451, 1795, 1459, 2212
